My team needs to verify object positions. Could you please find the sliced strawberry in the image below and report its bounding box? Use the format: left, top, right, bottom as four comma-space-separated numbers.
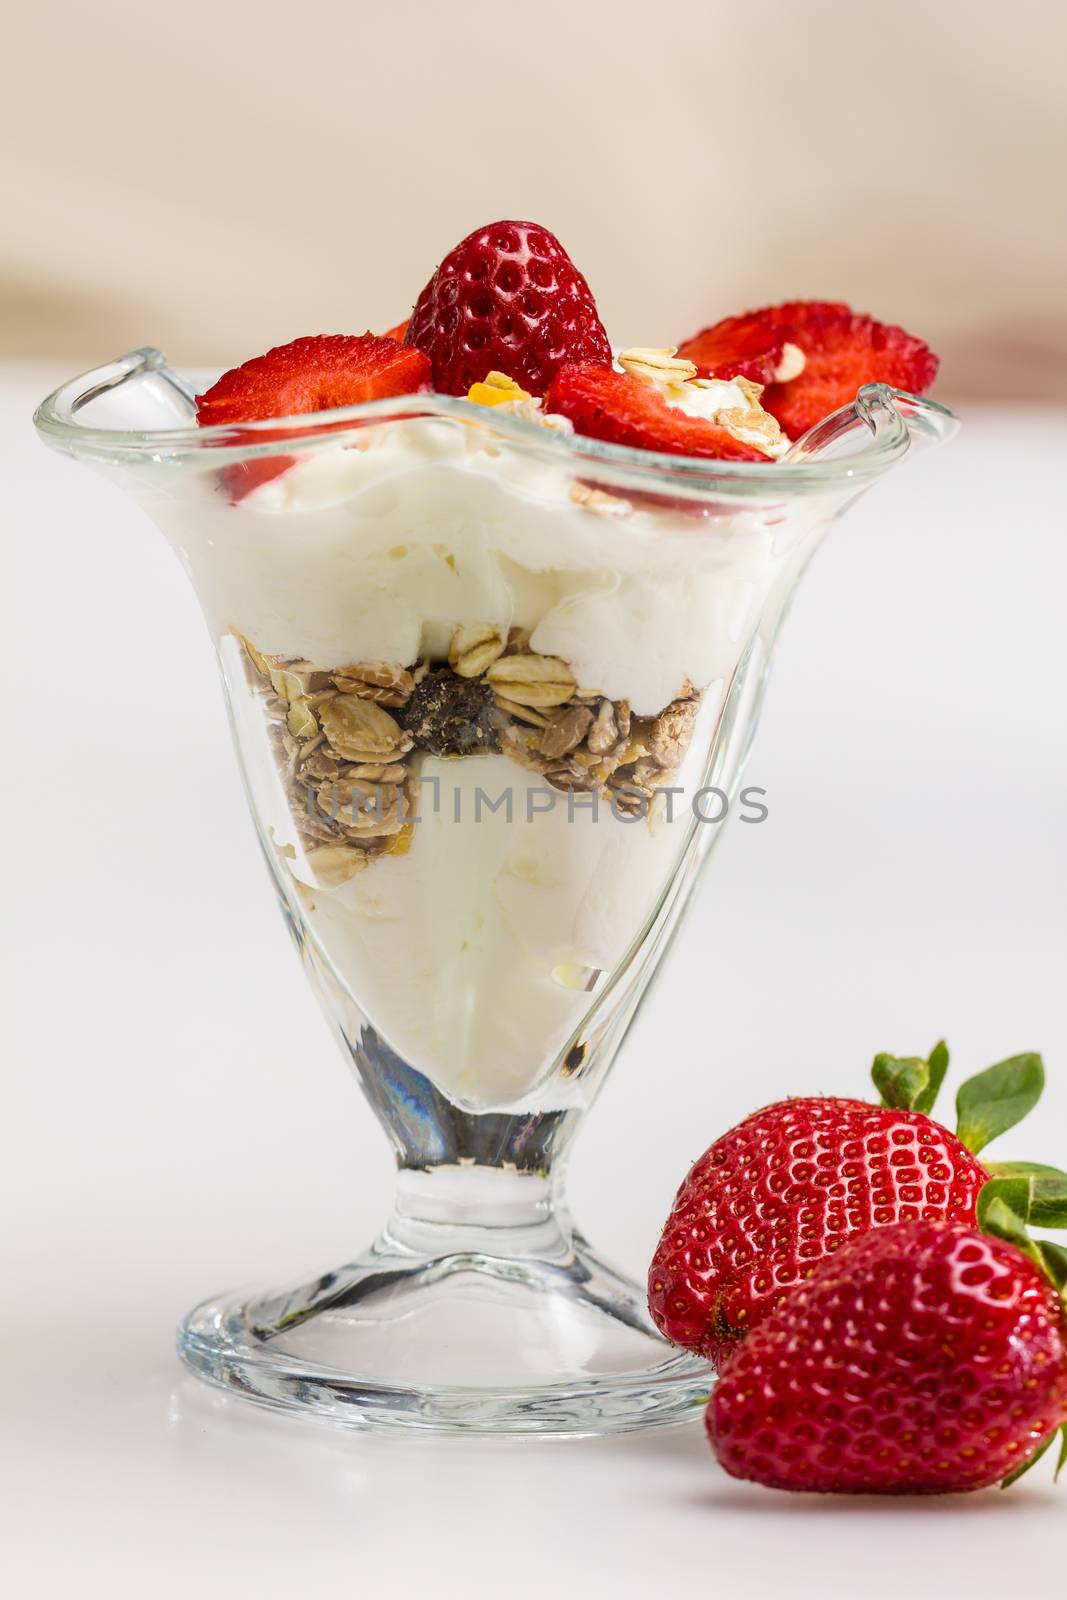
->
382, 320, 409, 343
405, 220, 612, 396
196, 334, 431, 498
545, 363, 774, 463
677, 310, 799, 385
678, 302, 938, 437
196, 333, 430, 425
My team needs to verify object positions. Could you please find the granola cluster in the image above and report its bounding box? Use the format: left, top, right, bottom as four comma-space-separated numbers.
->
484, 632, 699, 817
237, 624, 702, 883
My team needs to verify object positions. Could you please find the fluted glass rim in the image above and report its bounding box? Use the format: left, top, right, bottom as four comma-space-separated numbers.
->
34, 346, 959, 497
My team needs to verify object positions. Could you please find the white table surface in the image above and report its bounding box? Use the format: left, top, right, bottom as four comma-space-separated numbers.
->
3, 367, 1066, 1597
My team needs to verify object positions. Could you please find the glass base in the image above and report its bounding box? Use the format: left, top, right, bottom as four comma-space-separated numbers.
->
177, 1209, 712, 1435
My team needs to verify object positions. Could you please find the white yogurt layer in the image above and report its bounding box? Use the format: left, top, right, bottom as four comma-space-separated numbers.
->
291, 753, 707, 1107
155, 416, 785, 716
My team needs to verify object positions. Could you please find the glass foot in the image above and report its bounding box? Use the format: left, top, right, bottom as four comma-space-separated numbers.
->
178, 1232, 712, 1436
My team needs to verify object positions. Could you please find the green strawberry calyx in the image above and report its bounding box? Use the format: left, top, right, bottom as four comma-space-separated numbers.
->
871, 1040, 950, 1115
872, 1044, 1045, 1155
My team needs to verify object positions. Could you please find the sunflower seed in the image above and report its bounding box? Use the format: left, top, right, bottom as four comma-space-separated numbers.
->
303, 844, 369, 888
319, 695, 410, 762
540, 704, 594, 759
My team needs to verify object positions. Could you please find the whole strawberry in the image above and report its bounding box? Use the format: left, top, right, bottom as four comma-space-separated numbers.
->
404, 220, 612, 396
649, 1047, 1045, 1369
707, 1215, 1067, 1494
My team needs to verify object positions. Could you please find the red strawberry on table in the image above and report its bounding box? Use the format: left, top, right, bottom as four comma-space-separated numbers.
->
195, 333, 430, 498
707, 1213, 1067, 1494
677, 301, 938, 437
648, 1046, 1045, 1369
545, 363, 774, 462
404, 220, 612, 396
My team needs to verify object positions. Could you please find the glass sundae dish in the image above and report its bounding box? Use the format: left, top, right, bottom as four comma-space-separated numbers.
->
34, 221, 957, 1433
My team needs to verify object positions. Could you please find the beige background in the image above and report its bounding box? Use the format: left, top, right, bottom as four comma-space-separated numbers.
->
3, 0, 1066, 400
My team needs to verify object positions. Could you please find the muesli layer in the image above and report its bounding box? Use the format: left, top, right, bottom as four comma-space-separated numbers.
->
239, 628, 702, 890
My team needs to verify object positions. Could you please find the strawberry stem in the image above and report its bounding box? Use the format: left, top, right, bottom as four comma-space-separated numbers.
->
871, 1040, 949, 1114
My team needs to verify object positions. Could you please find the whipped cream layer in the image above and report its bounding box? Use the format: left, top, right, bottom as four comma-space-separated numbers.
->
155, 416, 791, 716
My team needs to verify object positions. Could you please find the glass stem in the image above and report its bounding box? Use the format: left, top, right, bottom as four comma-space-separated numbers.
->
381, 1164, 574, 1262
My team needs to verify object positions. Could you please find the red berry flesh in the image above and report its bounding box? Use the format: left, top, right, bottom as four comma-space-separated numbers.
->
404, 220, 612, 397
707, 1220, 1067, 1494
675, 310, 793, 385
545, 363, 774, 462
677, 301, 939, 437
195, 333, 430, 498
196, 333, 430, 425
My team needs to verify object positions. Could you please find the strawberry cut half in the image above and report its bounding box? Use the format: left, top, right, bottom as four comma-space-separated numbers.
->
676, 310, 798, 385
405, 219, 612, 397
196, 333, 431, 499
677, 301, 939, 438
545, 363, 774, 463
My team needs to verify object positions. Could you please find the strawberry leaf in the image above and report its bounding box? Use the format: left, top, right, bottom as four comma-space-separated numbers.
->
1057, 1426, 1067, 1483
871, 1040, 949, 1115
976, 1178, 1057, 1284
986, 1162, 1067, 1228
1038, 1240, 1067, 1293
1031, 1181, 1067, 1227
955, 1053, 1044, 1154
986, 1160, 1067, 1179
977, 1176, 1034, 1243
1001, 1426, 1059, 1489
979, 1182, 1067, 1301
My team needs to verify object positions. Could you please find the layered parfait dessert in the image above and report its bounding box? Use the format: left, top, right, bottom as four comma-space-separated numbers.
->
158, 220, 938, 1110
